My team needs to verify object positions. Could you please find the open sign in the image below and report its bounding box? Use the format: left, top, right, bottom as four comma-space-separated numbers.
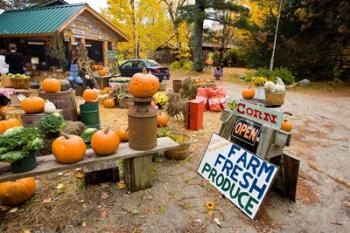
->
231, 118, 262, 152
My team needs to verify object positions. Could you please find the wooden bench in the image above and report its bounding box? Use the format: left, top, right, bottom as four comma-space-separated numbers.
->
0, 137, 179, 192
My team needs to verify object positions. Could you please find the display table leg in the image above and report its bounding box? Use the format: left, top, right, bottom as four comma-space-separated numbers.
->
123, 154, 152, 192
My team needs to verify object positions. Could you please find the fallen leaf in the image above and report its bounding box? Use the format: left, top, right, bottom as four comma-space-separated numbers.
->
42, 198, 52, 204
0, 205, 10, 212
344, 201, 350, 208
56, 183, 66, 194
8, 207, 17, 213
195, 219, 202, 223
101, 192, 109, 200
82, 222, 86, 227
100, 210, 108, 218
23, 230, 31, 233
74, 170, 84, 178
57, 172, 63, 176
117, 181, 126, 190
214, 218, 222, 228
131, 207, 138, 215
330, 220, 342, 225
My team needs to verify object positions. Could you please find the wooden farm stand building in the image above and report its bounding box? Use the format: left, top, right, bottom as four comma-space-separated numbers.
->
0, 1, 129, 78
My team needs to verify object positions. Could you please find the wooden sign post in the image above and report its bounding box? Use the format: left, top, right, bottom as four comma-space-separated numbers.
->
198, 134, 279, 219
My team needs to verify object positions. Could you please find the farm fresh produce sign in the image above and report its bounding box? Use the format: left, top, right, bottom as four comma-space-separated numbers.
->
198, 134, 278, 219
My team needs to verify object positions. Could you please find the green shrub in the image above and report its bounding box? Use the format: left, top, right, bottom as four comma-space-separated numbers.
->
169, 60, 193, 70
244, 67, 295, 85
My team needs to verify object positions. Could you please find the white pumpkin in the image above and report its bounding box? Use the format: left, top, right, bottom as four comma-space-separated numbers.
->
44, 100, 56, 113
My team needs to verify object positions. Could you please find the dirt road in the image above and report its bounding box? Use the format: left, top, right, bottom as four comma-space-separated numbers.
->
1, 69, 349, 233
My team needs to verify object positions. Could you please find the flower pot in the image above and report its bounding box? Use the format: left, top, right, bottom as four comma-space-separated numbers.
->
11, 152, 37, 173
255, 86, 265, 100
165, 133, 191, 160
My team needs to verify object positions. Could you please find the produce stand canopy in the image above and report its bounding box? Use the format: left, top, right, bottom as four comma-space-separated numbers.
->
0, 137, 179, 182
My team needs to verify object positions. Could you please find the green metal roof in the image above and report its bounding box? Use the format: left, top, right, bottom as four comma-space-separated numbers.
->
0, 3, 85, 36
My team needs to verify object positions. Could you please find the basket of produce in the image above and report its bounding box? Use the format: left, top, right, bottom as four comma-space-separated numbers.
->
6, 74, 31, 89
1, 75, 13, 88
158, 129, 191, 160
264, 78, 286, 106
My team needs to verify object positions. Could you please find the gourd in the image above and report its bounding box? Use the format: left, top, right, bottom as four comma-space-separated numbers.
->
241, 88, 255, 99
52, 134, 86, 163
157, 112, 169, 127
21, 97, 45, 114
59, 79, 71, 91
0, 177, 36, 205
264, 81, 276, 92
103, 98, 115, 108
91, 128, 120, 156
281, 119, 292, 132
117, 126, 128, 142
102, 87, 111, 94
42, 78, 61, 93
0, 106, 16, 119
128, 73, 160, 97
82, 89, 98, 102
98, 69, 107, 77
0, 118, 22, 134
44, 100, 56, 114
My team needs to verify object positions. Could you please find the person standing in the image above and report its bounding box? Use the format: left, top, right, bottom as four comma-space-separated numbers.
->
5, 43, 24, 74
0, 49, 9, 75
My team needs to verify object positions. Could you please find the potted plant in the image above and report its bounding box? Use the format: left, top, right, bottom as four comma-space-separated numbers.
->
0, 127, 44, 173
109, 84, 133, 108
157, 128, 191, 160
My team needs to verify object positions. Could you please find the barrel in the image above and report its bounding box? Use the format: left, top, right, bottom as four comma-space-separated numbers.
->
173, 80, 182, 93
22, 110, 63, 127
80, 102, 100, 129
128, 97, 157, 150
39, 89, 77, 121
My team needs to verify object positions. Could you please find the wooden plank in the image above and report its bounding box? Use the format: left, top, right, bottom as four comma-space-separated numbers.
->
124, 155, 152, 192
0, 137, 178, 182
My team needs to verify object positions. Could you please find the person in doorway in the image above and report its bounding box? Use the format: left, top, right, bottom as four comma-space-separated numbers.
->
0, 49, 9, 75
5, 43, 24, 74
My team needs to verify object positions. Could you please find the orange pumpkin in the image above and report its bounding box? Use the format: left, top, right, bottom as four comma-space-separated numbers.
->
103, 98, 115, 108
242, 88, 255, 99
128, 73, 160, 97
98, 69, 107, 77
21, 97, 45, 114
0, 118, 22, 133
0, 106, 16, 119
0, 177, 36, 205
42, 78, 61, 93
91, 128, 120, 156
82, 89, 98, 102
52, 134, 86, 164
281, 119, 292, 132
117, 126, 128, 142
157, 111, 169, 127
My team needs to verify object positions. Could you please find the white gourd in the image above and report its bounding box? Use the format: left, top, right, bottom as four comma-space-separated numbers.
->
44, 100, 56, 113
264, 81, 276, 92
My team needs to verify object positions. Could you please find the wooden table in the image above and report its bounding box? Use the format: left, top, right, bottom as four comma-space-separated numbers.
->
0, 137, 179, 192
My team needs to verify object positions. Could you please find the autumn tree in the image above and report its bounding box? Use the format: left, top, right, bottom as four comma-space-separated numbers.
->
103, 0, 173, 59
179, 0, 250, 71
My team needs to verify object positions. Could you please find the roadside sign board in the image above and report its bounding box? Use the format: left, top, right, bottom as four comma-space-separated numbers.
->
236, 100, 283, 129
198, 134, 279, 219
231, 117, 262, 153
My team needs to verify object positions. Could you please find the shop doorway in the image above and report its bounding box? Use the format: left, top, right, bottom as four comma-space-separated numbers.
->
86, 40, 103, 64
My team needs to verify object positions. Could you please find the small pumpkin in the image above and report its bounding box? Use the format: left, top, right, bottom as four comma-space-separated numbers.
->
21, 97, 45, 114
44, 100, 56, 114
117, 126, 128, 142
82, 89, 98, 102
59, 79, 71, 91
102, 87, 110, 94
103, 98, 115, 108
0, 177, 36, 206
242, 88, 255, 99
98, 69, 107, 77
0, 106, 16, 119
281, 119, 292, 132
0, 118, 22, 133
128, 73, 160, 97
157, 111, 169, 127
52, 134, 86, 164
42, 78, 61, 93
91, 128, 120, 156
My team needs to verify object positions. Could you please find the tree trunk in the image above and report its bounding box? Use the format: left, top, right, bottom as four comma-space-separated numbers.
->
192, 1, 204, 72
130, 0, 138, 59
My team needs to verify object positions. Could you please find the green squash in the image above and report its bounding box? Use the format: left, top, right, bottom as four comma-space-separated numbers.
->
60, 80, 71, 91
